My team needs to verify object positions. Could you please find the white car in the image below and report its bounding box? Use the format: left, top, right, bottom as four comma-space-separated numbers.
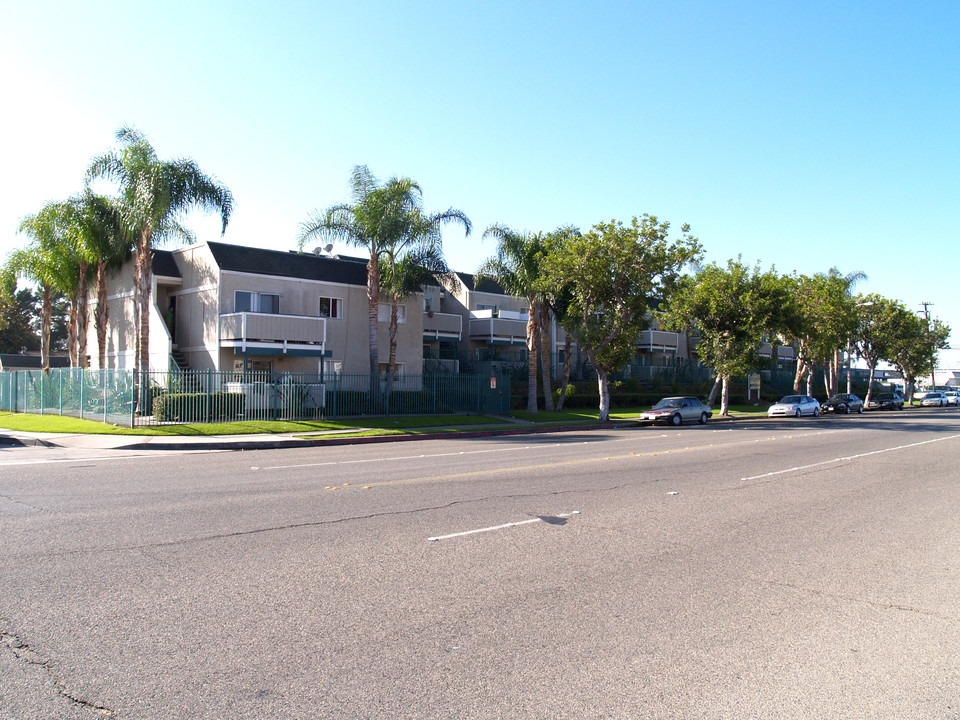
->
768, 395, 820, 417
920, 391, 947, 407
944, 390, 960, 406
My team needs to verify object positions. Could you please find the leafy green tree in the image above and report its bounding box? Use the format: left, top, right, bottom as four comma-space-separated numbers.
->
663, 258, 793, 415
888, 311, 950, 399
0, 287, 42, 354
853, 294, 904, 406
542, 216, 701, 421
87, 126, 233, 373
538, 226, 580, 411
476, 226, 549, 414
784, 269, 864, 396
299, 165, 422, 380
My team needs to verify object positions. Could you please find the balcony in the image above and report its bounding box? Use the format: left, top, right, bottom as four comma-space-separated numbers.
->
423, 311, 463, 340
469, 309, 528, 346
757, 343, 796, 361
637, 330, 680, 354
220, 312, 326, 357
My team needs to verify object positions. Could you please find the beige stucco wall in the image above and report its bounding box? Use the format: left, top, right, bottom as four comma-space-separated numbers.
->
85, 260, 137, 370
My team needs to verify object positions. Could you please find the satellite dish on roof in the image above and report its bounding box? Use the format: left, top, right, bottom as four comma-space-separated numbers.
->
312, 244, 335, 256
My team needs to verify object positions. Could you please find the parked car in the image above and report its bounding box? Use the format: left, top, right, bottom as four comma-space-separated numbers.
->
866, 392, 904, 411
640, 396, 712, 426
821, 393, 864, 414
768, 395, 820, 417
921, 391, 948, 407
944, 390, 960, 406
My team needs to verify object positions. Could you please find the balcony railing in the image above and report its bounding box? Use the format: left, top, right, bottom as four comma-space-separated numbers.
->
469, 316, 528, 345
423, 311, 462, 339
757, 343, 796, 360
220, 312, 326, 348
637, 330, 680, 353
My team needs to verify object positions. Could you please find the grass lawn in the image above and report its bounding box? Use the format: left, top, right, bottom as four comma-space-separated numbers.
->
0, 411, 505, 437
0, 402, 771, 438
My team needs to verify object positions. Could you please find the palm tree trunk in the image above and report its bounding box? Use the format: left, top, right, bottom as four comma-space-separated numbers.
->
538, 302, 554, 412
525, 299, 539, 414
40, 286, 51, 373
96, 261, 109, 369
135, 234, 152, 374
67, 292, 79, 368
76, 270, 89, 369
388, 296, 399, 375
366, 255, 381, 404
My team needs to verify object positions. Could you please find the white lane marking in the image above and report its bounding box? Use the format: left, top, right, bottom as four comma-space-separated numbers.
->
428, 510, 581, 542
257, 435, 670, 471
740, 433, 960, 481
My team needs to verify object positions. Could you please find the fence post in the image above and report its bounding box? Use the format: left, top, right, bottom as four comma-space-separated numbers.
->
79, 370, 84, 420
207, 369, 212, 422
130, 371, 136, 428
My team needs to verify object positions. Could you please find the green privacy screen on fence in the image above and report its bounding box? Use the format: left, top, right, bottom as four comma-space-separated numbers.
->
0, 369, 511, 427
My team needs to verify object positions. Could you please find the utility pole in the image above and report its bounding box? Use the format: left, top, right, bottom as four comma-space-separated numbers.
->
920, 301, 936, 390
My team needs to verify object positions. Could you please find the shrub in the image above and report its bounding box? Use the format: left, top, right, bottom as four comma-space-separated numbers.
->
154, 392, 245, 422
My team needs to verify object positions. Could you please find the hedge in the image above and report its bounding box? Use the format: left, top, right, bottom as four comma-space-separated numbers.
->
154, 392, 245, 422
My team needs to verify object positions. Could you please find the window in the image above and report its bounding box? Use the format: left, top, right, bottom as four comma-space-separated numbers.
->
235, 291, 280, 314
378, 304, 406, 323
319, 297, 342, 318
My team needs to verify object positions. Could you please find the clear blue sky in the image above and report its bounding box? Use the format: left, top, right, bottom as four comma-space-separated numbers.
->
2, 0, 957, 362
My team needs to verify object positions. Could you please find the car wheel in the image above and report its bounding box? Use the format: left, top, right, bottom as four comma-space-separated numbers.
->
795, 408, 802, 418
857, 405, 863, 414
671, 413, 682, 426
699, 412, 708, 425
814, 407, 820, 416
845, 405, 851, 414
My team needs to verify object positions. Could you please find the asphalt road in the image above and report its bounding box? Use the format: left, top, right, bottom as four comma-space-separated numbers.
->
2, 409, 959, 719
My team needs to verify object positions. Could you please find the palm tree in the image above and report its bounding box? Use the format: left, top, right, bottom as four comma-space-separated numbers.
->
10, 203, 77, 370
380, 206, 470, 374
476, 225, 548, 415
69, 191, 131, 369
86, 126, 233, 374
298, 165, 424, 379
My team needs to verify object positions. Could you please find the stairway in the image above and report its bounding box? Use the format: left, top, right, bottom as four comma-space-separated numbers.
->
171, 347, 190, 372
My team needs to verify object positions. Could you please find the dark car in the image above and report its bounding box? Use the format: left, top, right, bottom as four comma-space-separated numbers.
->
866, 392, 904, 411
640, 396, 712, 426
822, 393, 864, 414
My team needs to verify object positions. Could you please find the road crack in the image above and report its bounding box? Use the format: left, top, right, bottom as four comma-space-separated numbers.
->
0, 617, 115, 716
738, 577, 957, 621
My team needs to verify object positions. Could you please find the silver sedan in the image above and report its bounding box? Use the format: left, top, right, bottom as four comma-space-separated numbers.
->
767, 395, 821, 418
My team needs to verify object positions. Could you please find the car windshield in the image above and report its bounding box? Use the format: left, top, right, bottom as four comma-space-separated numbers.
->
779, 396, 801, 404
653, 398, 683, 409
826, 395, 844, 403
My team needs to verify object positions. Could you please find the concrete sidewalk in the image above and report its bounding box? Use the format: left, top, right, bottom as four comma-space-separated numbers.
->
0, 420, 643, 452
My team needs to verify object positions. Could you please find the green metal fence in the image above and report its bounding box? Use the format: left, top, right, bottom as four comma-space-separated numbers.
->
0, 369, 511, 427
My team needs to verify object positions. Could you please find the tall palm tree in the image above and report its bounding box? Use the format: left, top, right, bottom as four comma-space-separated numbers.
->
476, 225, 548, 414
298, 165, 423, 378
380, 206, 470, 374
86, 126, 233, 374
